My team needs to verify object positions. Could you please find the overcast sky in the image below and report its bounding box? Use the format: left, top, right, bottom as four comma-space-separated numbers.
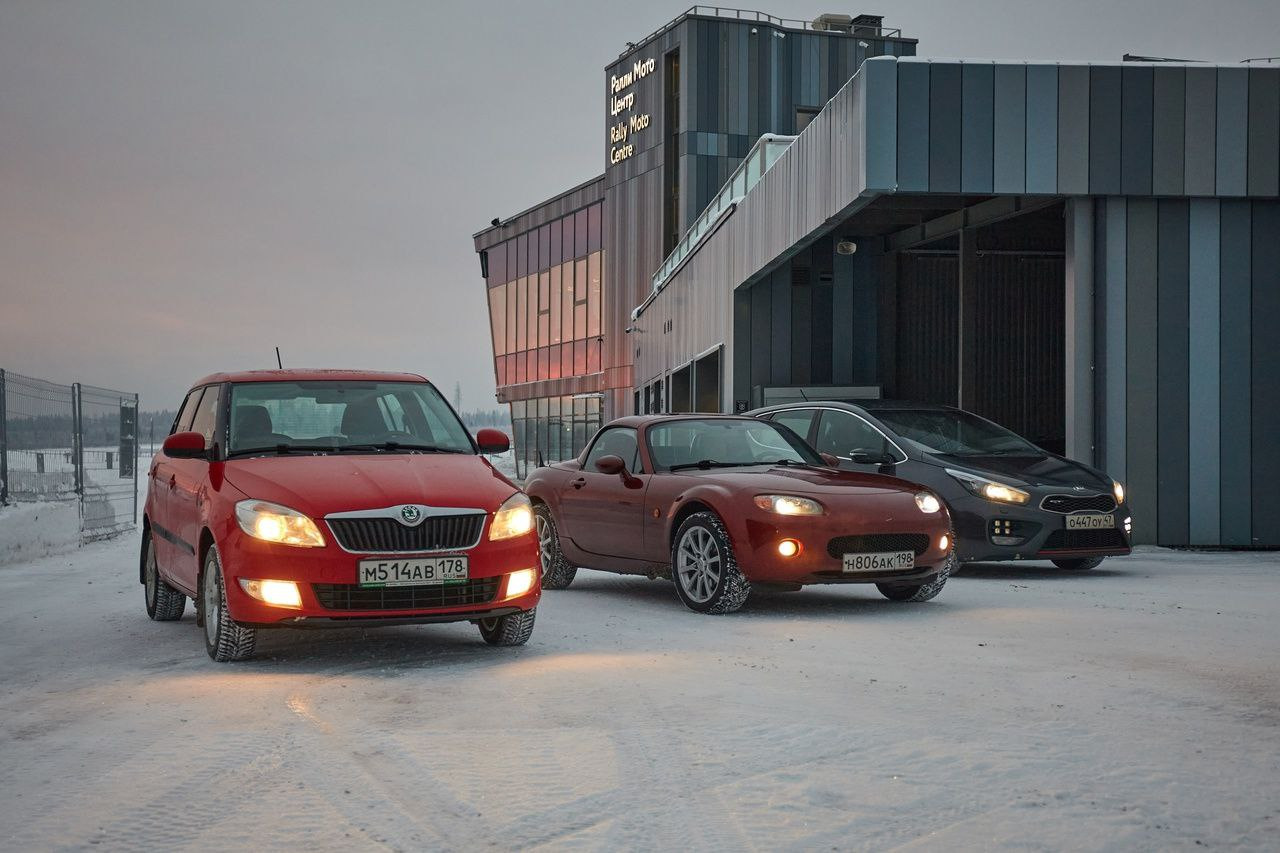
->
2, 0, 1276, 412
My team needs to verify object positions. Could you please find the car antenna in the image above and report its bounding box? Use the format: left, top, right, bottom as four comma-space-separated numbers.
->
274, 347, 283, 369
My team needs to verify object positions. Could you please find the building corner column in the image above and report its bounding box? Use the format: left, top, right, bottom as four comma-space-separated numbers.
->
1064, 197, 1096, 463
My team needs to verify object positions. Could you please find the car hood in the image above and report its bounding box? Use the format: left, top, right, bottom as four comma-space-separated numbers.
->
925, 451, 1111, 490
220, 453, 518, 518
678, 464, 923, 497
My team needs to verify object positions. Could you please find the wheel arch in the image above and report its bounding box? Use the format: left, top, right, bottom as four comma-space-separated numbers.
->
138, 515, 152, 584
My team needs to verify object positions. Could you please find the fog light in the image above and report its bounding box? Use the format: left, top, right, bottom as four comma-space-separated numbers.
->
239, 578, 302, 609
939, 534, 950, 552
505, 568, 537, 599
777, 539, 801, 558
1124, 516, 1132, 535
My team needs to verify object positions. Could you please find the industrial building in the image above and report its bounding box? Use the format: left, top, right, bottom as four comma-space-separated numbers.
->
473, 7, 1280, 548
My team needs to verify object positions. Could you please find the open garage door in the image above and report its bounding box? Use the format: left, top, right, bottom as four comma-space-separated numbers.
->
892, 203, 1066, 453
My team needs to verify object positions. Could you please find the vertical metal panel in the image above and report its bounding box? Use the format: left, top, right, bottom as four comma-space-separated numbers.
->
929, 63, 963, 193
1218, 200, 1251, 545
1089, 65, 1123, 195
993, 64, 1026, 194
733, 289, 752, 409
1187, 199, 1220, 545
832, 250, 854, 383
961, 63, 994, 193
1057, 65, 1090, 195
1121, 66, 1154, 195
1025, 64, 1058, 194
1247, 68, 1280, 197
863, 57, 897, 191
1151, 67, 1186, 196
895, 254, 958, 406
1125, 199, 1158, 544
769, 266, 792, 384
1099, 197, 1127, 482
1064, 198, 1094, 461
1156, 200, 1189, 545
1252, 201, 1280, 544
896, 61, 930, 192
790, 268, 812, 384
750, 272, 771, 389
1183, 67, 1217, 196
851, 246, 879, 384
1215, 67, 1248, 196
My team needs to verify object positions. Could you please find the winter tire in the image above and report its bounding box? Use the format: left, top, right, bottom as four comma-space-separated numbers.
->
878, 549, 953, 603
478, 608, 536, 646
143, 531, 186, 621
671, 511, 750, 614
1052, 556, 1105, 570
534, 504, 577, 590
201, 545, 257, 662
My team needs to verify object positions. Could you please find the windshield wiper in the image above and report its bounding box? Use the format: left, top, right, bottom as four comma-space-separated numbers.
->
227, 443, 338, 458
336, 442, 468, 454
668, 459, 752, 472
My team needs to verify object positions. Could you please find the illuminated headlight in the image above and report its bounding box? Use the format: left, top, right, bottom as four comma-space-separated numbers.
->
234, 499, 325, 547
1113, 480, 1125, 504
945, 469, 1031, 506
239, 578, 302, 608
915, 492, 942, 514
753, 494, 824, 516
490, 493, 534, 540
505, 568, 537, 598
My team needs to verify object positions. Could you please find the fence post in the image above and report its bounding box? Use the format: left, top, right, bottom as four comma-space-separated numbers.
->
0, 369, 8, 506
72, 382, 83, 500
133, 392, 140, 524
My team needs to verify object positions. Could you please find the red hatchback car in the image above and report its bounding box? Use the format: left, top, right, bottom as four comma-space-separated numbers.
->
527, 416, 954, 613
141, 370, 540, 661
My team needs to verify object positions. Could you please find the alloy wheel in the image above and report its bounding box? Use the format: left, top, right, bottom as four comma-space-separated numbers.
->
203, 559, 220, 646
535, 513, 553, 575
144, 540, 157, 607
676, 526, 721, 604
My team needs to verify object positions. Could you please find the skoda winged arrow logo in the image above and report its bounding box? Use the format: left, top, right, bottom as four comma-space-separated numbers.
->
399, 505, 422, 525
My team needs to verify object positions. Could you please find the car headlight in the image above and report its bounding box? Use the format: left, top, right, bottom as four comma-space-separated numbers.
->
945, 469, 1031, 506
753, 494, 824, 515
234, 499, 325, 547
490, 492, 534, 540
1113, 480, 1125, 504
915, 492, 942, 514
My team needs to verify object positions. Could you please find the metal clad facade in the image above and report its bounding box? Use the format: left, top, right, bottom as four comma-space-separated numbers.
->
1056, 65, 1090, 195
961, 62, 994, 193
1025, 64, 1059, 194
1251, 202, 1280, 544
1151, 67, 1186, 196
1218, 201, 1252, 545
1187, 199, 1220, 545
993, 64, 1026, 193
1089, 65, 1122, 195
1156, 200, 1190, 545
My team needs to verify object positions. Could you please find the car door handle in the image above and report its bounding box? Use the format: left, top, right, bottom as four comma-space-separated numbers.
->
168, 475, 176, 490
570, 477, 586, 489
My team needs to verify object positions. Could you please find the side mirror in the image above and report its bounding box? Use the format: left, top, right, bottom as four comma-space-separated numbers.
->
475, 428, 510, 455
820, 452, 840, 467
850, 449, 896, 466
594, 454, 626, 475
163, 431, 207, 460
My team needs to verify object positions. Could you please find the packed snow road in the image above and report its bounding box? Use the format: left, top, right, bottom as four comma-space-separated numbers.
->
1, 537, 1277, 851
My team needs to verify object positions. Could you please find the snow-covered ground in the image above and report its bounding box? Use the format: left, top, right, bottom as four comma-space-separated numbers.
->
0, 539, 1277, 851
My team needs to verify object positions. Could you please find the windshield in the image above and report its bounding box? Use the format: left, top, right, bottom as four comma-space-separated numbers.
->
871, 409, 1039, 456
227, 381, 473, 455
646, 418, 823, 471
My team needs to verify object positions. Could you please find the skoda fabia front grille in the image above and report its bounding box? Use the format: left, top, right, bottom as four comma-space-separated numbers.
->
326, 514, 486, 553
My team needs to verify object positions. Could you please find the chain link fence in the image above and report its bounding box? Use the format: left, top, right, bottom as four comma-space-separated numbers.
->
0, 369, 139, 542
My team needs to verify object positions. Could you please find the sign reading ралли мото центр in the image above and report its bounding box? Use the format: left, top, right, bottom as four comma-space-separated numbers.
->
608, 56, 654, 164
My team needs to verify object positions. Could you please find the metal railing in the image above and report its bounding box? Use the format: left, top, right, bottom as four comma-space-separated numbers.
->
0, 369, 139, 542
621, 6, 903, 58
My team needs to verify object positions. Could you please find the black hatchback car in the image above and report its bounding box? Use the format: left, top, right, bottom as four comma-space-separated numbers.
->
750, 401, 1130, 570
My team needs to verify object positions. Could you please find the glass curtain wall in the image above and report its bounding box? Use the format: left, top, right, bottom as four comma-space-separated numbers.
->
485, 203, 604, 387
510, 395, 603, 479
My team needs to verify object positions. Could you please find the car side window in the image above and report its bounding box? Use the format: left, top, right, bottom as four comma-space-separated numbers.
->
584, 427, 641, 473
188, 386, 221, 447
769, 409, 816, 444
172, 389, 203, 435
815, 411, 897, 461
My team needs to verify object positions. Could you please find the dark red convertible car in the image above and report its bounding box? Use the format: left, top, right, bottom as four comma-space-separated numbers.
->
526, 415, 954, 613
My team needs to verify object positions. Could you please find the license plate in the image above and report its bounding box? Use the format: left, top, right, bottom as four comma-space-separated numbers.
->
842, 551, 915, 573
1065, 513, 1114, 530
358, 556, 468, 587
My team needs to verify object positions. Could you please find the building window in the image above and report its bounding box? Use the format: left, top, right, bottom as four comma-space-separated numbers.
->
671, 365, 692, 413
694, 348, 721, 412
510, 394, 602, 479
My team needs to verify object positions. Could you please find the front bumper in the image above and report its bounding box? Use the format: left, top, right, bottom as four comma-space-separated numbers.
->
727, 510, 953, 586
948, 493, 1132, 563
215, 521, 540, 626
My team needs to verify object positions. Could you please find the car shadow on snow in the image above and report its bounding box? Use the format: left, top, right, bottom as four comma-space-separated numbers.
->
953, 560, 1128, 580
552, 573, 968, 619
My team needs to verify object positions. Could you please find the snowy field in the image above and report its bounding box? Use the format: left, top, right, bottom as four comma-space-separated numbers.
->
0, 538, 1277, 851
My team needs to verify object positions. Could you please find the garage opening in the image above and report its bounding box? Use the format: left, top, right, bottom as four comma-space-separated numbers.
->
892, 202, 1066, 453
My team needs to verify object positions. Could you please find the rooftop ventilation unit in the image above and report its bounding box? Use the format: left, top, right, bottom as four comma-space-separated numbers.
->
852, 14, 885, 35
811, 13, 854, 32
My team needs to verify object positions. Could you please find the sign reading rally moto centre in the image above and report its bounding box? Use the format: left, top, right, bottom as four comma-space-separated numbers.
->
608, 56, 654, 164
